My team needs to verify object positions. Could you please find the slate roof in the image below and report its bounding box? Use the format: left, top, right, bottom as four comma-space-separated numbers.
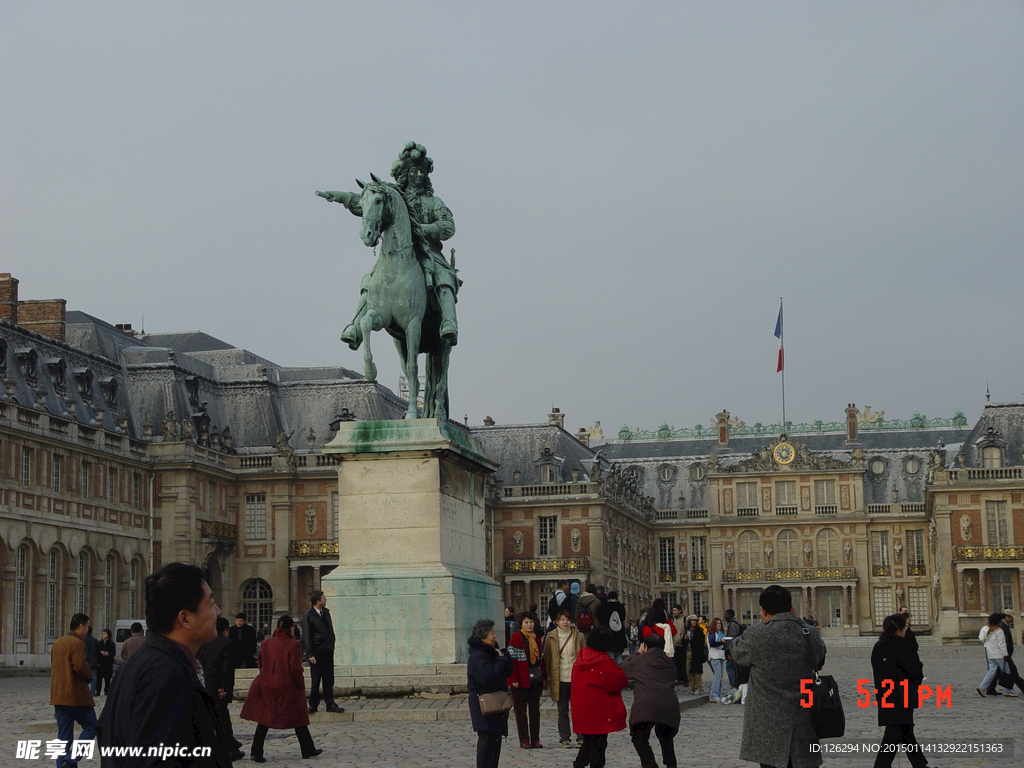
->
470, 422, 599, 486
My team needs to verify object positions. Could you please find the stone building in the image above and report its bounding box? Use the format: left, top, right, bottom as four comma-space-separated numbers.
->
2, 271, 1021, 665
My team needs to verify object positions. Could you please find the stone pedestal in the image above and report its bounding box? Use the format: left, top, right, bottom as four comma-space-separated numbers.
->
321, 419, 501, 667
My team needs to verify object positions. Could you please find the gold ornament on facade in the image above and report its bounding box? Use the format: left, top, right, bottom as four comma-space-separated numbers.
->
503, 557, 590, 573
289, 539, 339, 557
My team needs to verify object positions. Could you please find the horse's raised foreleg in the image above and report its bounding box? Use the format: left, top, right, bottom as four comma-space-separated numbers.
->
360, 310, 383, 381
402, 319, 422, 420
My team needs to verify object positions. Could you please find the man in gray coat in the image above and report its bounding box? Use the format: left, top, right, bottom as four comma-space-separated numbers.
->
727, 585, 826, 768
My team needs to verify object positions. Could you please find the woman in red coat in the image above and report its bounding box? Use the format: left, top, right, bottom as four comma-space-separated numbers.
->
241, 615, 322, 762
507, 610, 546, 749
570, 627, 628, 768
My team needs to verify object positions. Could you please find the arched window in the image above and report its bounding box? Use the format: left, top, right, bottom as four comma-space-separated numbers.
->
47, 547, 62, 639
15, 544, 29, 638
77, 551, 90, 615
777, 530, 800, 569
737, 531, 760, 570
241, 579, 274, 639
816, 528, 839, 568
104, 555, 116, 630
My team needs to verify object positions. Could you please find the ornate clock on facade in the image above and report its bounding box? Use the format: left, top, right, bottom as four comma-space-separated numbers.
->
773, 441, 795, 465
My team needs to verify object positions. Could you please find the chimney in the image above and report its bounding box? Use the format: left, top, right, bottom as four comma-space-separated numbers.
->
576, 427, 590, 447
845, 404, 860, 444
0, 273, 19, 324
19, 298, 67, 342
483, 415, 495, 427
548, 407, 565, 429
716, 410, 730, 447
115, 323, 134, 335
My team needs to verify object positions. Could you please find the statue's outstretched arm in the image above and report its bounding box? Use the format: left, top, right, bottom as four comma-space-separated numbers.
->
315, 190, 362, 216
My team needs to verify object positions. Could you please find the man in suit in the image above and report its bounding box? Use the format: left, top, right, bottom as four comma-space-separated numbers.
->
301, 590, 343, 714
197, 616, 244, 760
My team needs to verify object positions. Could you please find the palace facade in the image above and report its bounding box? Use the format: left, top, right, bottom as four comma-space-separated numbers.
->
2, 273, 1021, 664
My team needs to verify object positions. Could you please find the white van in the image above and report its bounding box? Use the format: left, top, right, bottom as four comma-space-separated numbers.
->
114, 619, 147, 658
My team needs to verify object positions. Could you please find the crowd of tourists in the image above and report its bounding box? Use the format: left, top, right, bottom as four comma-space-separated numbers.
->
45, 564, 1021, 768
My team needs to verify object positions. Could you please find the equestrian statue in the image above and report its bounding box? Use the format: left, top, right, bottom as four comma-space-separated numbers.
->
316, 142, 460, 421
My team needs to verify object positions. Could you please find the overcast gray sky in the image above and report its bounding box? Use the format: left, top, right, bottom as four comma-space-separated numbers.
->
3, 2, 1022, 436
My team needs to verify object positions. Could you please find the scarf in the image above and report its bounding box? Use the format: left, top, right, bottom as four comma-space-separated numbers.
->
521, 629, 540, 665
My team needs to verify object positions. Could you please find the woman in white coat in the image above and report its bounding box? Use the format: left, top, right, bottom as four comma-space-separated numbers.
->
977, 612, 1015, 697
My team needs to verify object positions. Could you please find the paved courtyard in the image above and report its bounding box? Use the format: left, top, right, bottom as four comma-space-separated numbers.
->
4, 646, 1019, 768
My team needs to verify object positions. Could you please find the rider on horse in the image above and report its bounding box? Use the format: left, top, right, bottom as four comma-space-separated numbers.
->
320, 142, 461, 349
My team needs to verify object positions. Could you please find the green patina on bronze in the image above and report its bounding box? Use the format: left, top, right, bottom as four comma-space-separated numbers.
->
317, 142, 459, 422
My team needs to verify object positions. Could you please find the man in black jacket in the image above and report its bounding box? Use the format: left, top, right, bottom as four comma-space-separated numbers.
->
301, 590, 343, 714
197, 616, 243, 760
97, 562, 230, 768
227, 613, 257, 669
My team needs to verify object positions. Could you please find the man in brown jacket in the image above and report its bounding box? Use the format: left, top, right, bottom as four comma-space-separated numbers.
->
50, 613, 96, 768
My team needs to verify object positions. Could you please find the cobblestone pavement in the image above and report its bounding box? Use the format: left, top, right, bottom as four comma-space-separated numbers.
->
4, 647, 1020, 768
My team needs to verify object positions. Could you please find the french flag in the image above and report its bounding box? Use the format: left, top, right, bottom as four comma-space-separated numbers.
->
774, 305, 784, 372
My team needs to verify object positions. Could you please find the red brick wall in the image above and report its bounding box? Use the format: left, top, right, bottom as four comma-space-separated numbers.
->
19, 298, 66, 342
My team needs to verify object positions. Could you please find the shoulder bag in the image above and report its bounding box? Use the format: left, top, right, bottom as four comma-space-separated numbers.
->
800, 625, 845, 739
477, 690, 513, 716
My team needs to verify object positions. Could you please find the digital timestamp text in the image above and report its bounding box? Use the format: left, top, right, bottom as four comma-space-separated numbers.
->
800, 679, 952, 709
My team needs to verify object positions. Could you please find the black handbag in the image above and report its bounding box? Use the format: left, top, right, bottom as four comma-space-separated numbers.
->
997, 667, 1015, 691
800, 625, 845, 739
528, 663, 543, 687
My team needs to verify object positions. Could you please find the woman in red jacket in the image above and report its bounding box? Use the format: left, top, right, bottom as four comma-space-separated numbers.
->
570, 627, 628, 768
507, 610, 546, 749
241, 615, 322, 762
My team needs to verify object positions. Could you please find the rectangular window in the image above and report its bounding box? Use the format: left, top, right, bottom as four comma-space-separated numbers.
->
132, 474, 141, 509
870, 531, 890, 575
81, 462, 91, 498
332, 492, 339, 537
659, 591, 676, 608
690, 536, 707, 572
658, 537, 676, 576
129, 559, 140, 618
103, 557, 113, 630
775, 480, 798, 514
872, 587, 893, 626
76, 553, 87, 615
21, 446, 32, 487
692, 591, 709, 618
985, 501, 1009, 545
245, 493, 267, 540
906, 530, 926, 575
990, 570, 1014, 613
46, 549, 59, 639
907, 586, 928, 621
736, 482, 758, 517
108, 468, 117, 503
814, 479, 837, 514
538, 515, 557, 556
52, 455, 62, 493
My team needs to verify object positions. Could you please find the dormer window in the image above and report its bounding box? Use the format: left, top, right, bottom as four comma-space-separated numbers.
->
541, 464, 557, 483
982, 446, 1002, 469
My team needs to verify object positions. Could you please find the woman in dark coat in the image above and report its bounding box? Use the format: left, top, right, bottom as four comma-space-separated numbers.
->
96, 629, 116, 695
467, 618, 514, 768
685, 615, 706, 694
870, 613, 927, 768
241, 616, 321, 762
620, 632, 680, 768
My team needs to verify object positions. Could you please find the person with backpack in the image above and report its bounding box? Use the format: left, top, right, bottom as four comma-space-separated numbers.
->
574, 583, 602, 640
570, 627, 628, 768
547, 580, 570, 631
596, 591, 628, 663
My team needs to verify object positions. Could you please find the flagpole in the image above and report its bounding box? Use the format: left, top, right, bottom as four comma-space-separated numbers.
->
779, 298, 786, 432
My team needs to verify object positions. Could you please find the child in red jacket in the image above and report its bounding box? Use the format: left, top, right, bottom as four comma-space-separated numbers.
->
570, 627, 628, 768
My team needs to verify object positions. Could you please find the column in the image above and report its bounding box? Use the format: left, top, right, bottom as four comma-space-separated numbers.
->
312, 566, 322, 593
289, 566, 300, 617
956, 568, 966, 613
850, 584, 858, 627
844, 586, 852, 628
978, 567, 987, 613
